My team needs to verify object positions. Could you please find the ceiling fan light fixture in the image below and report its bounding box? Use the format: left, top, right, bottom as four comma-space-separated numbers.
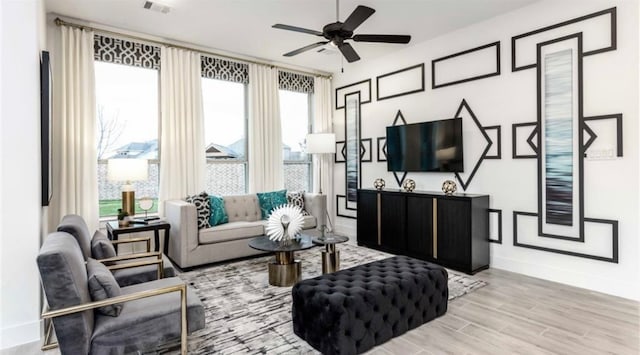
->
329, 40, 338, 48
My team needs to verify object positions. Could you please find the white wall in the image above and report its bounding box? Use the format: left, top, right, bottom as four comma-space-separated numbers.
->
0, 0, 47, 349
332, 0, 639, 300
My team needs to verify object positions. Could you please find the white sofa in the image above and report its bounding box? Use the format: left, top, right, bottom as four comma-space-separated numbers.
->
164, 193, 325, 269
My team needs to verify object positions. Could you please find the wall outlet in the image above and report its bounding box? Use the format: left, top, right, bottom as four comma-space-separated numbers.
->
586, 148, 616, 160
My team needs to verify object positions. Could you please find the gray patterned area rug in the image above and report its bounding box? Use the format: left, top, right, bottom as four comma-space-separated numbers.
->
167, 243, 486, 355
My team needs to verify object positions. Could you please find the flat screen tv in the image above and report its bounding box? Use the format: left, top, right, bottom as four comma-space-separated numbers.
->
386, 118, 464, 172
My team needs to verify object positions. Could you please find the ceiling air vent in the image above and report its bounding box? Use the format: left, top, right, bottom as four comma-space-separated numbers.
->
143, 1, 171, 14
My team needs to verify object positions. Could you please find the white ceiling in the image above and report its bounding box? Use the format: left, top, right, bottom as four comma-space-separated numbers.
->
45, 0, 539, 74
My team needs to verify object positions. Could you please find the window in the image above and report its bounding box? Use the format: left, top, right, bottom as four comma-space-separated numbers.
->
95, 61, 159, 217
202, 78, 248, 195
279, 90, 312, 192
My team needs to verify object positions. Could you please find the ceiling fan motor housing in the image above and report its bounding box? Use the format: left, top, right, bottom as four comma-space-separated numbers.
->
322, 22, 353, 44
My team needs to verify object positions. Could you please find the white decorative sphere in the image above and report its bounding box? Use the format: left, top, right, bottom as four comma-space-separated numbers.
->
402, 179, 416, 192
442, 180, 457, 195
265, 205, 305, 242
373, 178, 385, 190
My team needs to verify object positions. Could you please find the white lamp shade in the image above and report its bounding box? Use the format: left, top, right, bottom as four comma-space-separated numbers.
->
107, 159, 148, 182
306, 133, 336, 154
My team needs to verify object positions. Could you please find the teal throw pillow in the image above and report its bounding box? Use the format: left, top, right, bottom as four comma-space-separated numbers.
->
209, 195, 229, 226
257, 189, 288, 219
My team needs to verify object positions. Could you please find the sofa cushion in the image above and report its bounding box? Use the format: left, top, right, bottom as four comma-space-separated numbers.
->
112, 255, 177, 287
185, 192, 211, 229
198, 221, 265, 244
209, 195, 229, 226
287, 191, 310, 216
224, 194, 262, 223
257, 189, 288, 219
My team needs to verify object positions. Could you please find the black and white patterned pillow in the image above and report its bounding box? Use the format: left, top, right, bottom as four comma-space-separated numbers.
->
287, 191, 310, 216
185, 192, 211, 229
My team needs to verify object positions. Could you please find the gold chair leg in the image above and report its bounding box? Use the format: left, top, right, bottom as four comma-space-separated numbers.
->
41, 318, 59, 351
180, 286, 187, 355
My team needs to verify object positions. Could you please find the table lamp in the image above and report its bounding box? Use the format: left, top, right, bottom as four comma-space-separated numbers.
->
305, 133, 336, 238
107, 159, 148, 217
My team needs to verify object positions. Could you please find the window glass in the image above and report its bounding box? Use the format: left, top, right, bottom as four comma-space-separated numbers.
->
202, 78, 247, 195
95, 61, 159, 217
280, 90, 311, 192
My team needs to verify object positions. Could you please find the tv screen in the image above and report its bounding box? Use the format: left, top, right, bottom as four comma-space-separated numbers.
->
386, 118, 464, 172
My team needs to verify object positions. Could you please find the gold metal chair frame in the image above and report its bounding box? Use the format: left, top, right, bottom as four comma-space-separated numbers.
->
42, 283, 188, 354
41, 236, 172, 352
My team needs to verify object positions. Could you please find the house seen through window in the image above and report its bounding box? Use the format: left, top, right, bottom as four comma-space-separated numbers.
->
280, 89, 312, 192
95, 61, 159, 217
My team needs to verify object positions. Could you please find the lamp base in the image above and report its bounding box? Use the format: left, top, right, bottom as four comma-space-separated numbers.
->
122, 191, 135, 216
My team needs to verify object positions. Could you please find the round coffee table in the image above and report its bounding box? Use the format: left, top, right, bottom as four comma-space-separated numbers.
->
248, 235, 315, 286
312, 235, 349, 274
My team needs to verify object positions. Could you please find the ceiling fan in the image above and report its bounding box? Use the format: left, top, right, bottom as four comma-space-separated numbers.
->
272, 1, 411, 63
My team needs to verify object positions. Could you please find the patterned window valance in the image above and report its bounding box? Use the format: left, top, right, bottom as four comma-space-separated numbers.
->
278, 71, 314, 94
94, 34, 160, 70
201, 56, 249, 84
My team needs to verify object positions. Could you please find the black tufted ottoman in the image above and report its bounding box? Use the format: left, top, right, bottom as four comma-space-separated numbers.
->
292, 255, 448, 355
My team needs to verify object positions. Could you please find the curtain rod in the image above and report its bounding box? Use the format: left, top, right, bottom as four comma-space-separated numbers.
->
54, 17, 333, 79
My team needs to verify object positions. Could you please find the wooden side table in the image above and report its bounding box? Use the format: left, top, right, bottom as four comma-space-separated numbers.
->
106, 221, 171, 255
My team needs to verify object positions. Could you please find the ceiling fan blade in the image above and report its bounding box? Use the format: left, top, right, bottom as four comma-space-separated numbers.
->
338, 43, 360, 63
272, 24, 323, 36
342, 5, 375, 32
283, 42, 329, 57
352, 34, 411, 44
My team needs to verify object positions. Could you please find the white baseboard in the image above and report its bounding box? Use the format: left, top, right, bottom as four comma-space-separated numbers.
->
491, 255, 640, 301
0, 320, 41, 351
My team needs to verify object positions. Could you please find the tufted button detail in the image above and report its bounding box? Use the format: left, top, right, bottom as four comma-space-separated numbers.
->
291, 255, 448, 354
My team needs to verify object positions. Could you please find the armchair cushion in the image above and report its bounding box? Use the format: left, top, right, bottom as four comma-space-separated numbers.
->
257, 189, 287, 219
91, 231, 116, 260
185, 192, 211, 229
87, 258, 123, 317
91, 277, 205, 354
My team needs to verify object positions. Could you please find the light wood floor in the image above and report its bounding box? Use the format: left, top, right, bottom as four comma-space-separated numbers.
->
367, 268, 640, 355
5, 268, 638, 355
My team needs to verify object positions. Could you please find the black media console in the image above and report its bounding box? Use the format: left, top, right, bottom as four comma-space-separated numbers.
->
357, 188, 490, 274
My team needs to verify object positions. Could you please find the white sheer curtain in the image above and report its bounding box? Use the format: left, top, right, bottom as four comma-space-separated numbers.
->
312, 76, 334, 223
158, 47, 206, 215
49, 26, 98, 232
248, 64, 283, 192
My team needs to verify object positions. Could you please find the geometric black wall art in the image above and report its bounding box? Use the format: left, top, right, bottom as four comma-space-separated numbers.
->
388, 110, 408, 187
376, 63, 425, 101
483, 125, 502, 159
584, 113, 623, 157
511, 10, 621, 262
335, 79, 372, 109
432, 41, 501, 89
452, 99, 493, 191
336, 195, 356, 219
376, 137, 387, 162
488, 209, 503, 244
512, 122, 538, 159
511, 7, 616, 72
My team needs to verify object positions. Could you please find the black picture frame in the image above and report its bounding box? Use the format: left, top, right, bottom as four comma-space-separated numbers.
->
376, 63, 425, 101
40, 50, 53, 206
432, 41, 501, 89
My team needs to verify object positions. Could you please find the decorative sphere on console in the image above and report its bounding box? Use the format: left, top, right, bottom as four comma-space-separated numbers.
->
402, 179, 415, 192
442, 180, 457, 195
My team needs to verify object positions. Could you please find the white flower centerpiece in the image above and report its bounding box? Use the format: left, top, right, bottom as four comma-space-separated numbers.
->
266, 204, 305, 244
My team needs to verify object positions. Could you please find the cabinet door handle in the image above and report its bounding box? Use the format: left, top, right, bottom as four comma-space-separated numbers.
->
433, 198, 438, 259
377, 193, 382, 246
